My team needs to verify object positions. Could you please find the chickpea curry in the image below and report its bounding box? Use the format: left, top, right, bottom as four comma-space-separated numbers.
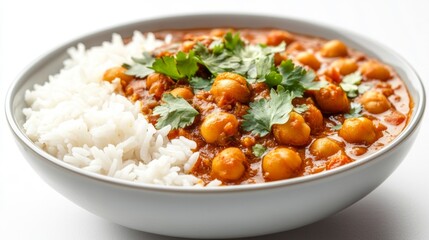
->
103, 28, 412, 185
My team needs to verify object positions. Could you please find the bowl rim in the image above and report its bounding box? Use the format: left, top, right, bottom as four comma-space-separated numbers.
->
5, 13, 426, 193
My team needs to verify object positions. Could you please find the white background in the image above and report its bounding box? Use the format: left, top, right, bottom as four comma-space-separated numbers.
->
1, 0, 428, 239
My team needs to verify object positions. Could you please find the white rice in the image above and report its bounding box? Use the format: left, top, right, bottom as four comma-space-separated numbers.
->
23, 31, 208, 186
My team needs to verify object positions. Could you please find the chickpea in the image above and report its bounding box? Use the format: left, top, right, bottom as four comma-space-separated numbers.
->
302, 104, 324, 133
310, 138, 342, 159
314, 84, 350, 113
286, 42, 304, 53
266, 30, 295, 46
262, 148, 302, 181
181, 40, 195, 52
339, 117, 377, 144
210, 28, 231, 37
330, 58, 358, 75
210, 72, 251, 105
148, 81, 166, 99
273, 112, 310, 146
170, 87, 194, 100
274, 52, 288, 65
360, 60, 391, 81
324, 67, 342, 84
296, 52, 321, 70
320, 40, 348, 58
241, 136, 256, 148
200, 112, 239, 144
146, 73, 169, 88
103, 66, 133, 83
360, 91, 391, 114
212, 147, 247, 182
146, 73, 172, 99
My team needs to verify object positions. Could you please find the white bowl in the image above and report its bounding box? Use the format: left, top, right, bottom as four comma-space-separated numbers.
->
5, 14, 426, 239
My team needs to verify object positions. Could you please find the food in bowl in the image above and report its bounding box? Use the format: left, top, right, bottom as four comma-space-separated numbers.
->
23, 28, 412, 186
9, 15, 424, 238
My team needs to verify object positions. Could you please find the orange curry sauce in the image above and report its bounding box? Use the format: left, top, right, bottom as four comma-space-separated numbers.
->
105, 29, 412, 185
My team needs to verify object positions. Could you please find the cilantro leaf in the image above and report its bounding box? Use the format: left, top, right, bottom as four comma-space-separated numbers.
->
252, 144, 267, 158
153, 94, 199, 129
342, 72, 361, 84
344, 102, 363, 119
294, 104, 309, 114
242, 86, 294, 136
331, 124, 342, 131
152, 56, 182, 79
224, 32, 244, 53
176, 51, 200, 78
358, 83, 372, 94
236, 43, 285, 82
208, 39, 224, 54
132, 52, 155, 65
277, 60, 325, 97
194, 34, 285, 81
152, 51, 199, 80
340, 72, 363, 98
124, 53, 155, 78
194, 43, 241, 75
189, 77, 213, 91
125, 64, 154, 78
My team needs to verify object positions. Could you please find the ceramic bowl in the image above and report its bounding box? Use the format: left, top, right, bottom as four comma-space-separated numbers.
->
5, 14, 425, 239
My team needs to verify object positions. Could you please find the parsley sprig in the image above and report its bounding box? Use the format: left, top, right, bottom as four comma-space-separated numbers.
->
242, 86, 294, 137
153, 94, 199, 129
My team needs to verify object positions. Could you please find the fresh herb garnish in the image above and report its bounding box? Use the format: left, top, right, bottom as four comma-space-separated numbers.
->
224, 32, 245, 53
264, 71, 283, 87
242, 86, 294, 137
252, 144, 267, 158
340, 72, 368, 98
124, 64, 154, 78
276, 60, 326, 97
152, 51, 200, 80
188, 76, 213, 92
330, 124, 342, 131
194, 33, 285, 82
236, 43, 286, 82
344, 102, 363, 119
153, 94, 199, 129
194, 42, 242, 75
294, 104, 309, 114
358, 83, 372, 95
123, 52, 155, 78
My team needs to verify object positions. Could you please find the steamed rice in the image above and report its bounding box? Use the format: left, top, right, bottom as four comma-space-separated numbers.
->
23, 32, 204, 186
